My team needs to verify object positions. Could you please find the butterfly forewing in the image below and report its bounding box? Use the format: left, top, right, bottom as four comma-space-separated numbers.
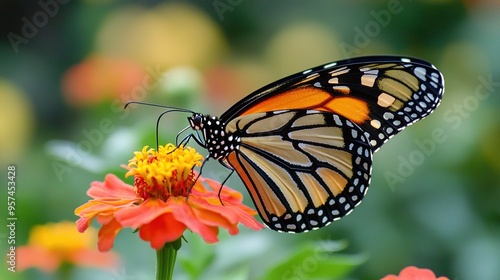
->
312, 60, 444, 150
220, 56, 444, 152
225, 110, 373, 232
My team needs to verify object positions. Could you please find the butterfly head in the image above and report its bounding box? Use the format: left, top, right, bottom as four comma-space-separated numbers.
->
188, 113, 240, 160
188, 113, 204, 130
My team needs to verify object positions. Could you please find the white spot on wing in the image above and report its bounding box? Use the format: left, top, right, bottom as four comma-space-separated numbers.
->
333, 115, 343, 126
414, 67, 427, 81
383, 112, 394, 120
328, 77, 339, 84
323, 62, 337, 69
361, 74, 377, 87
370, 119, 381, 129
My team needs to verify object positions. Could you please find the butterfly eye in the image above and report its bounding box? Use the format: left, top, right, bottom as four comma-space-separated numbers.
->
188, 113, 204, 130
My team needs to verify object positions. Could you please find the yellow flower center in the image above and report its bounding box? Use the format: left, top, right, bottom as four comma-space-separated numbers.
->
126, 144, 204, 200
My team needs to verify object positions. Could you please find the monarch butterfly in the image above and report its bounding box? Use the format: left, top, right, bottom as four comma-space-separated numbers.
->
131, 56, 445, 233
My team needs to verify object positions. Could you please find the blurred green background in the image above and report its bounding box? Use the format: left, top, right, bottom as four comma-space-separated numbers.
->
1, 0, 500, 279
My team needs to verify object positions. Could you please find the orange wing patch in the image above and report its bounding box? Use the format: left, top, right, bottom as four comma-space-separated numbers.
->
240, 86, 370, 125
323, 97, 370, 124
240, 86, 331, 116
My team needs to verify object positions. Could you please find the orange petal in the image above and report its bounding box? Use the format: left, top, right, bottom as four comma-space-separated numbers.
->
168, 197, 219, 243
190, 196, 263, 230
75, 175, 141, 233
380, 275, 398, 280
96, 212, 116, 225
188, 196, 236, 219
191, 204, 236, 232
76, 216, 92, 233
198, 177, 244, 203
75, 201, 121, 232
88, 174, 138, 200
115, 198, 170, 229
16, 246, 61, 272
138, 213, 187, 249
381, 266, 450, 280
399, 266, 441, 279
227, 205, 265, 231
97, 218, 122, 252
188, 197, 257, 235
75, 200, 116, 217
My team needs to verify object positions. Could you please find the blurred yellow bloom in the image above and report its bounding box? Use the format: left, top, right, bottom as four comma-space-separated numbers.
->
95, 3, 227, 69
17, 221, 119, 273
0, 78, 34, 164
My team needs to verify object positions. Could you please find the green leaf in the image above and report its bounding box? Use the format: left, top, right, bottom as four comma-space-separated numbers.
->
211, 265, 251, 280
178, 233, 216, 280
260, 240, 365, 280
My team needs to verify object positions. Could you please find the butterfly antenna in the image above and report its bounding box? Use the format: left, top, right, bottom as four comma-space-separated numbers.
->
155, 109, 193, 149
124, 101, 195, 149
124, 101, 195, 113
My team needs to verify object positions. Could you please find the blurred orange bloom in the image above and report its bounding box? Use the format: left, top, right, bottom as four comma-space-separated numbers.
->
62, 55, 147, 107
17, 221, 118, 273
381, 266, 449, 280
75, 144, 264, 251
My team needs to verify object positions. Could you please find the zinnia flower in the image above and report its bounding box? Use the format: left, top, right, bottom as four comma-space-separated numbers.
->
381, 266, 450, 280
75, 144, 264, 252
16, 221, 118, 273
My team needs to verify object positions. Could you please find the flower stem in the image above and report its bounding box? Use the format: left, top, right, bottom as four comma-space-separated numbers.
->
156, 238, 182, 280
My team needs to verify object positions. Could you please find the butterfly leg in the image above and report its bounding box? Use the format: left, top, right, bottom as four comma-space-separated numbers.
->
186, 156, 210, 200
175, 125, 191, 146
216, 168, 235, 206
212, 159, 237, 205
167, 133, 191, 155
177, 130, 205, 149
167, 131, 205, 155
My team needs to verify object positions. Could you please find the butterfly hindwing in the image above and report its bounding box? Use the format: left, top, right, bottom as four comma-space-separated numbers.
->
224, 110, 373, 232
